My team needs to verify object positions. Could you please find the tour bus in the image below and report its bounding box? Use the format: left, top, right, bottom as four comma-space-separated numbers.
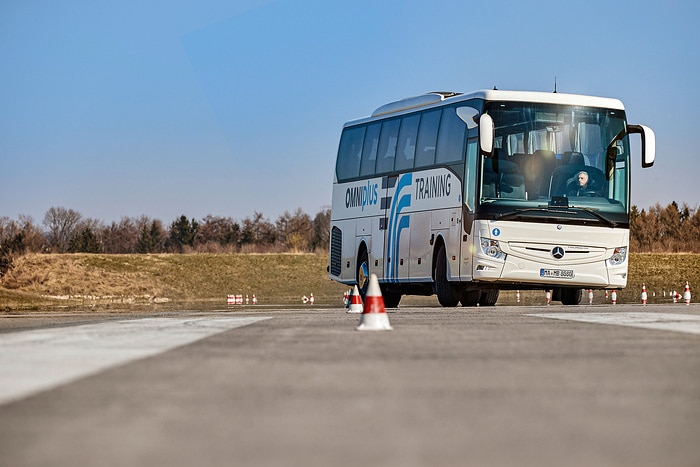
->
329, 89, 655, 306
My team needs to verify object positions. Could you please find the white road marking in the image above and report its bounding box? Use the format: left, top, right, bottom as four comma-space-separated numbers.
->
0, 316, 269, 405
529, 312, 700, 336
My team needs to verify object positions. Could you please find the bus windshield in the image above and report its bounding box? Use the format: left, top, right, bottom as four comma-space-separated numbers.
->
478, 102, 630, 226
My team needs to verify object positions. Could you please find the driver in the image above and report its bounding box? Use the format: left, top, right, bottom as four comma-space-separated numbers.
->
568, 170, 596, 196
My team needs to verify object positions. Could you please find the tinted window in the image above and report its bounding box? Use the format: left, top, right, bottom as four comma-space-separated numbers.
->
360, 122, 381, 177
375, 119, 400, 174
394, 114, 420, 172
436, 107, 466, 164
415, 109, 441, 168
336, 126, 365, 181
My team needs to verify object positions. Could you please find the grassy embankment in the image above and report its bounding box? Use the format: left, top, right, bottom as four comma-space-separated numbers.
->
0, 253, 698, 312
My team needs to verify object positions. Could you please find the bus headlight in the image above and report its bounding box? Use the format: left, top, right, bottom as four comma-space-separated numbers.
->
608, 246, 627, 266
480, 238, 505, 260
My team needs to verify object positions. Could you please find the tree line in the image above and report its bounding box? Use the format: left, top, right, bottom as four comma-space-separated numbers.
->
0, 207, 330, 277
1, 201, 698, 278
630, 202, 700, 253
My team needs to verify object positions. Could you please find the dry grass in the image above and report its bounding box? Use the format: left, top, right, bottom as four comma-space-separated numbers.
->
1, 253, 697, 311
0, 253, 347, 311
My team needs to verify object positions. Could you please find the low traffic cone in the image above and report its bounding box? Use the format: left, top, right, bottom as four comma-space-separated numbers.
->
611, 289, 617, 305
684, 281, 691, 305
588, 289, 593, 305
641, 283, 647, 305
516, 290, 521, 303
545, 290, 551, 305
348, 285, 363, 314
357, 274, 392, 331
309, 293, 315, 305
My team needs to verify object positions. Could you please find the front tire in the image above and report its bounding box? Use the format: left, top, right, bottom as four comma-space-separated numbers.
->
460, 289, 480, 307
560, 288, 582, 305
435, 245, 460, 307
380, 285, 402, 308
479, 289, 500, 306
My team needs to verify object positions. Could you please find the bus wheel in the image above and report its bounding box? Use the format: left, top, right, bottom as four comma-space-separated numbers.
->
380, 285, 402, 308
356, 248, 370, 299
460, 290, 480, 307
479, 290, 499, 306
435, 245, 460, 307
560, 288, 582, 305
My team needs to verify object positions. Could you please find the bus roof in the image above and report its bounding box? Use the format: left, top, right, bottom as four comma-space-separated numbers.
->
345, 89, 626, 127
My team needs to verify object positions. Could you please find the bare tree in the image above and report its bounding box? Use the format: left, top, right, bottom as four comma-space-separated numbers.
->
43, 207, 82, 253
195, 215, 240, 248
102, 217, 140, 253
276, 208, 313, 252
312, 207, 331, 252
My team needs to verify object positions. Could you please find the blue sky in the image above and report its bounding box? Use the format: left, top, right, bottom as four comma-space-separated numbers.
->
1, 0, 698, 224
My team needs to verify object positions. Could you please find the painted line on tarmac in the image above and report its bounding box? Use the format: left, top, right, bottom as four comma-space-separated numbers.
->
0, 316, 270, 406
529, 312, 700, 336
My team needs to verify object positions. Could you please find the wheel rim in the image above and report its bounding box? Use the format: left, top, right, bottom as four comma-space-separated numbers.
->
358, 260, 369, 294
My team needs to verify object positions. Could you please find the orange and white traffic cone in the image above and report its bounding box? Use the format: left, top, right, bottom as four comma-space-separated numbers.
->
545, 290, 551, 305
348, 285, 363, 314
611, 289, 617, 305
641, 283, 647, 305
684, 281, 691, 305
252, 294, 257, 305
357, 274, 392, 331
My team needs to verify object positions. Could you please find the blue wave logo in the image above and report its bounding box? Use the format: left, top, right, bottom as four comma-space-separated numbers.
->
386, 173, 412, 282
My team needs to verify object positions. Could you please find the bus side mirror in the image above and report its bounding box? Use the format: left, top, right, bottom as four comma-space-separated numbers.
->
628, 124, 656, 168
479, 113, 494, 157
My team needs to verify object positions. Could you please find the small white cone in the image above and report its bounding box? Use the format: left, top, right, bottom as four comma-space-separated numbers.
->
684, 281, 691, 305
611, 289, 617, 305
357, 274, 392, 331
310, 293, 315, 305
348, 285, 363, 314
588, 289, 593, 305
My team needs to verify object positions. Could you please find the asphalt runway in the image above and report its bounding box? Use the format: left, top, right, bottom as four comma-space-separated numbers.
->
1, 303, 699, 466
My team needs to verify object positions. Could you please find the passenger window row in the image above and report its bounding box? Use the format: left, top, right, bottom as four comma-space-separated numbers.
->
336, 104, 476, 182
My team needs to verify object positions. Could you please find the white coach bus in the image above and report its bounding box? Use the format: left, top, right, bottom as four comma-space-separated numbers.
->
328, 89, 655, 306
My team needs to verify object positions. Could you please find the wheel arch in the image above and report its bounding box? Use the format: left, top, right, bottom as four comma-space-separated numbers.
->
431, 234, 447, 281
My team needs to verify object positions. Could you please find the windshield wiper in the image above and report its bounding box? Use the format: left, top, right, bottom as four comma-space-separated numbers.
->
496, 206, 619, 227
569, 205, 618, 227
496, 207, 570, 220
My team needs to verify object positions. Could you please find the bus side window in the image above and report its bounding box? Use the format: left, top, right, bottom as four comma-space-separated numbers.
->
415, 109, 441, 168
376, 118, 400, 174
336, 125, 365, 181
465, 140, 478, 211
395, 114, 420, 172
436, 107, 466, 164
360, 122, 381, 177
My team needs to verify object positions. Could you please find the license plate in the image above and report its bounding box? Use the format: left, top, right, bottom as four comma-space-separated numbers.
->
540, 268, 575, 279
